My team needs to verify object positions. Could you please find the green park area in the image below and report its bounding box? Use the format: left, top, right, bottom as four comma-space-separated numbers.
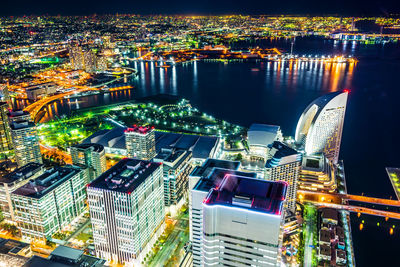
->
38, 96, 244, 152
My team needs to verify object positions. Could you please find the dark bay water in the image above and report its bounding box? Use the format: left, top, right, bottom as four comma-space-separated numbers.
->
19, 37, 400, 266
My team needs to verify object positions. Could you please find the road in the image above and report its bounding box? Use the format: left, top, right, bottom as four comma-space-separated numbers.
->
64, 218, 91, 249
298, 190, 400, 207
149, 211, 189, 267
303, 205, 316, 267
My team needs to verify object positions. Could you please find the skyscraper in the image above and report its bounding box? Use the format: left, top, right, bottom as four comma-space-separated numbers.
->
0, 102, 13, 156
71, 143, 107, 182
10, 121, 42, 167
0, 162, 44, 221
125, 126, 156, 160
11, 166, 88, 241
153, 148, 193, 215
265, 141, 302, 212
11, 121, 43, 167
295, 90, 348, 164
202, 175, 287, 267
189, 159, 256, 266
87, 159, 164, 264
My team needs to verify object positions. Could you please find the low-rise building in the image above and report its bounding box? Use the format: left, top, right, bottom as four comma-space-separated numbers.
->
247, 124, 283, 161
25, 82, 58, 101
299, 155, 337, 193
24, 245, 105, 267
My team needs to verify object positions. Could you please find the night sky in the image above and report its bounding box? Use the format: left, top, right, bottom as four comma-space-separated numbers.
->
1, 0, 400, 16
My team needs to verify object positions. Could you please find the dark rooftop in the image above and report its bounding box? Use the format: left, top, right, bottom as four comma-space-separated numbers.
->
7, 110, 30, 118
203, 175, 287, 215
71, 143, 104, 153
88, 158, 161, 193
0, 162, 43, 184
10, 120, 35, 130
321, 208, 339, 222
191, 159, 241, 179
12, 166, 81, 199
320, 229, 333, 243
0, 238, 30, 255
50, 246, 83, 262
154, 148, 186, 163
194, 167, 257, 193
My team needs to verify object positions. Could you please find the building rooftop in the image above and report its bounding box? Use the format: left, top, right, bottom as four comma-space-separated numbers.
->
83, 128, 219, 159
7, 110, 30, 118
191, 159, 241, 179
319, 244, 331, 257
88, 158, 161, 193
124, 125, 154, 135
12, 166, 81, 199
10, 120, 35, 130
194, 167, 257, 193
203, 175, 287, 215
0, 162, 43, 184
248, 123, 281, 148
50, 246, 83, 262
0, 238, 30, 255
265, 141, 301, 168
71, 143, 104, 153
24, 246, 105, 267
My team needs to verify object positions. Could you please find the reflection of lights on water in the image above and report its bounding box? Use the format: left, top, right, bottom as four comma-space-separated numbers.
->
193, 61, 198, 90
172, 65, 177, 95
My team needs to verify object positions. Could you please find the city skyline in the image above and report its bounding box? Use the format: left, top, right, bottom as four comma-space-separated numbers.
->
1, 0, 400, 16
0, 11, 399, 267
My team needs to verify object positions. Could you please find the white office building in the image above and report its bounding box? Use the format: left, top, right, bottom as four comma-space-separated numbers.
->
202, 175, 287, 267
87, 159, 165, 265
10, 120, 42, 167
0, 162, 44, 221
295, 90, 348, 164
189, 159, 256, 266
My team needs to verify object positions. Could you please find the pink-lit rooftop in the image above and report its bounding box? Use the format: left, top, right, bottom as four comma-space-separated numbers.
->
124, 125, 154, 134
203, 174, 287, 216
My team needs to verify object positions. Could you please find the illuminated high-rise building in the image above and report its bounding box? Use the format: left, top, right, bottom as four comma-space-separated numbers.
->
189, 159, 256, 266
71, 143, 107, 182
265, 141, 301, 212
125, 126, 156, 160
0, 162, 44, 221
202, 175, 287, 267
8, 110, 31, 123
295, 90, 348, 164
11, 166, 88, 241
153, 148, 193, 214
69, 45, 98, 73
10, 121, 42, 167
87, 159, 164, 265
0, 102, 13, 155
